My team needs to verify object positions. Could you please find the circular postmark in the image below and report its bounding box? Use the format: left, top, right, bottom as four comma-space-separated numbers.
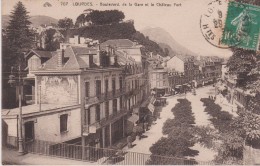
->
200, 0, 241, 48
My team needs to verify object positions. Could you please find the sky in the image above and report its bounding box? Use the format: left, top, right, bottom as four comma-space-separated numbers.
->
2, 0, 233, 58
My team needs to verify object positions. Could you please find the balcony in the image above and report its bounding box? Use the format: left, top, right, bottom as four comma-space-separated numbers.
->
85, 89, 125, 106
82, 108, 127, 135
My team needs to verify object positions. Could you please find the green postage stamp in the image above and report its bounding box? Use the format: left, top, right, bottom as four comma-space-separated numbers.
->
222, 1, 260, 50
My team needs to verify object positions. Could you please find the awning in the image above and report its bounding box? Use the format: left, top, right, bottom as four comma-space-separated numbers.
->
128, 114, 139, 123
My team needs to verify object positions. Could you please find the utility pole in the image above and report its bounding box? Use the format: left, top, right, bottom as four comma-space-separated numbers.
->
39, 85, 41, 111
18, 65, 24, 154
8, 64, 24, 154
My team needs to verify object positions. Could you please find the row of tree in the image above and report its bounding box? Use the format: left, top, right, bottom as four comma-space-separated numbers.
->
147, 99, 198, 165
200, 98, 260, 164
227, 0, 260, 113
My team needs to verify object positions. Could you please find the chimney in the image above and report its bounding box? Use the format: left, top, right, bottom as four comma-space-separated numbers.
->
57, 49, 64, 68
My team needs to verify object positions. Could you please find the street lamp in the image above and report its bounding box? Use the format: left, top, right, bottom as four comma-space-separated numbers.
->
8, 65, 24, 154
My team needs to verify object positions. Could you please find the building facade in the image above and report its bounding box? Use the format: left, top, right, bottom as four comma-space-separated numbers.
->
196, 56, 223, 86
149, 64, 170, 97
2, 37, 149, 151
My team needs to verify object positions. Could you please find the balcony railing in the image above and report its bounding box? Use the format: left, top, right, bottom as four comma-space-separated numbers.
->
24, 138, 217, 165
83, 108, 127, 135
85, 89, 125, 105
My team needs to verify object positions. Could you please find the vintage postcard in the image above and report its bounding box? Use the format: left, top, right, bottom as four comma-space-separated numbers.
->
1, 0, 260, 165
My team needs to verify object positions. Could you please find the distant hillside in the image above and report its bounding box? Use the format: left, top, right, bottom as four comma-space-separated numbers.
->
2, 15, 58, 28
141, 27, 197, 56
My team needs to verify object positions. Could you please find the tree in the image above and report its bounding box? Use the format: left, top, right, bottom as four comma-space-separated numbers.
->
42, 28, 64, 51
89, 10, 125, 25
75, 14, 86, 27
6, 1, 34, 67
231, 109, 260, 145
149, 99, 198, 164
226, 48, 258, 88
164, 48, 169, 56
58, 17, 74, 29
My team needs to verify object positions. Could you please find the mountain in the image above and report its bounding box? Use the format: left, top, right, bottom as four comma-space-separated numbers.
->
2, 15, 58, 28
141, 27, 197, 57
158, 42, 175, 57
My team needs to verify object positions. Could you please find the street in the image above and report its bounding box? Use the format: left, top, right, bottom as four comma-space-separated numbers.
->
123, 85, 232, 162
122, 97, 178, 154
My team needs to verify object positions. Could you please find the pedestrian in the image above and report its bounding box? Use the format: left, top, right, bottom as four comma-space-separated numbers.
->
127, 135, 132, 148
144, 122, 148, 131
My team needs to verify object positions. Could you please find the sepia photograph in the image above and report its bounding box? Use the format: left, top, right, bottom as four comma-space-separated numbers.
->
1, 0, 260, 165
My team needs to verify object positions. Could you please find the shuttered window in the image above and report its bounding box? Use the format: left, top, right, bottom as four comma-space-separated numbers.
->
60, 114, 68, 133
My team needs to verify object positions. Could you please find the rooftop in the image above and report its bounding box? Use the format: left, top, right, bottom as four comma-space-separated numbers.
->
25, 49, 55, 59
174, 54, 195, 62
2, 104, 80, 117
101, 39, 136, 48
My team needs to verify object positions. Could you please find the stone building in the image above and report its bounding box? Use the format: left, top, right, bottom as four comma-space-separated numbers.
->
2, 37, 149, 150
149, 64, 170, 97
195, 56, 223, 86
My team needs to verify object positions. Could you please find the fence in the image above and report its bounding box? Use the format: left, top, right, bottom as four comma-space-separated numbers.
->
23, 138, 216, 165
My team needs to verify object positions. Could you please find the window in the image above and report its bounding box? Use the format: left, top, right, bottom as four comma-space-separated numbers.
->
119, 77, 123, 90
89, 55, 94, 67
105, 101, 109, 118
87, 109, 90, 125
119, 96, 123, 109
96, 80, 101, 97
30, 57, 41, 71
113, 99, 117, 114
112, 78, 116, 95
105, 79, 109, 96
96, 104, 100, 121
60, 114, 68, 133
85, 82, 90, 98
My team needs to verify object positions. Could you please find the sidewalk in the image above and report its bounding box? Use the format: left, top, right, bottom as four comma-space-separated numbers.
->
2, 147, 96, 165
122, 96, 178, 154
186, 86, 217, 162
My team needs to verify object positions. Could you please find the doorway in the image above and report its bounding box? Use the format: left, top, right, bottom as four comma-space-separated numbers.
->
24, 121, 34, 142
